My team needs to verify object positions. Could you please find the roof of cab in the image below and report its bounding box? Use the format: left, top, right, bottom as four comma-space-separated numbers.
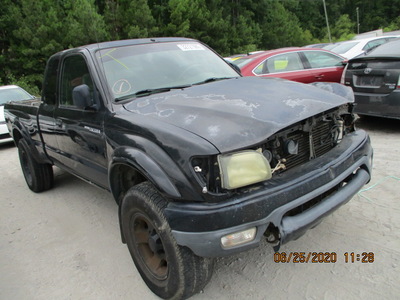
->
47, 37, 198, 61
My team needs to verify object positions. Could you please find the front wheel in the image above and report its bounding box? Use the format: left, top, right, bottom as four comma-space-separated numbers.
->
120, 182, 214, 299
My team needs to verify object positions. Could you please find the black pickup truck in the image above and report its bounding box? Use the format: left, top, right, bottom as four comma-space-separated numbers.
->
5, 38, 373, 299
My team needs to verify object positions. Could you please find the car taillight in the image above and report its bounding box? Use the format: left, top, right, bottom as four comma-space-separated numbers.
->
340, 63, 349, 85
397, 75, 400, 89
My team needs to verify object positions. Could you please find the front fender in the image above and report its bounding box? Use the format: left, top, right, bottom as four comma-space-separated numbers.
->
109, 147, 181, 200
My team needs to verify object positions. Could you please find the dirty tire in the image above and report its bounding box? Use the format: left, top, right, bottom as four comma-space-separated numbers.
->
121, 182, 214, 299
18, 139, 54, 193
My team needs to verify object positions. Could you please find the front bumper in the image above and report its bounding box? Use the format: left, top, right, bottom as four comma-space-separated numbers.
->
166, 130, 373, 257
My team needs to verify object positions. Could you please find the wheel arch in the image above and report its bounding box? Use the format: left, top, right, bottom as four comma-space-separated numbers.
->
108, 147, 182, 206
12, 127, 23, 146
11, 123, 46, 164
10, 118, 29, 146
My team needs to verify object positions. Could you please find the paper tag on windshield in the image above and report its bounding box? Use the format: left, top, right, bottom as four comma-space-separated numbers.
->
177, 44, 205, 51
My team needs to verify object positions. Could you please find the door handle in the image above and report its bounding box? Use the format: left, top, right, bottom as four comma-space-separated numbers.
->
315, 74, 325, 80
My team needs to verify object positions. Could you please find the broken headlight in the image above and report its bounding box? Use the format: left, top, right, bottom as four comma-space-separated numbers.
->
217, 150, 272, 190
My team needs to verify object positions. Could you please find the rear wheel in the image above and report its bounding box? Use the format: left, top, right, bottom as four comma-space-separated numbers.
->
121, 182, 214, 299
18, 139, 53, 192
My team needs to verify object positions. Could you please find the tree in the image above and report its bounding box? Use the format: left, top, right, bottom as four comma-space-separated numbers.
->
4, 0, 108, 90
62, 0, 109, 47
163, 0, 239, 55
294, 0, 327, 41
227, 0, 263, 54
384, 16, 400, 32
260, 1, 313, 49
330, 14, 356, 41
6, 0, 65, 88
0, 0, 17, 85
103, 0, 157, 40
1, 0, 399, 92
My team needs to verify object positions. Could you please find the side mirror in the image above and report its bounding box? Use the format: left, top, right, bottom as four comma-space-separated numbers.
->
72, 84, 95, 110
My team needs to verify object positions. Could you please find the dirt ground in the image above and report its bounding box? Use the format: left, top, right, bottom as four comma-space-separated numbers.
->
1, 116, 399, 300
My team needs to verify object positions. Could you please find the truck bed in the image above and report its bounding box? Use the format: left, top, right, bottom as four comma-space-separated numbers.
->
4, 98, 42, 145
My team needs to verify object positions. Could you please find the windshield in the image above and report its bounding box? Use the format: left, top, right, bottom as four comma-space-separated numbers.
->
0, 87, 34, 105
96, 41, 239, 101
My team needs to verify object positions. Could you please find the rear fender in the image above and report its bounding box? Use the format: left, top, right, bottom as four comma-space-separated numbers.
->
11, 121, 47, 164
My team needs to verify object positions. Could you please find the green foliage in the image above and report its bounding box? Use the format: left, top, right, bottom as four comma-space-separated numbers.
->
4, 1, 64, 90
228, 7, 262, 55
3, 74, 40, 96
1, 0, 399, 93
384, 16, 400, 32
62, 0, 109, 47
330, 14, 356, 42
165, 0, 194, 37
104, 0, 157, 40
261, 1, 313, 49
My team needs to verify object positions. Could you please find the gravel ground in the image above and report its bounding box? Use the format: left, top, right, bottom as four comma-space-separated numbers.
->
1, 116, 399, 300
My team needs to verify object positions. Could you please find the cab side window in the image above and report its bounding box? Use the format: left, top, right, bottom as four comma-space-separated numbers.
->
42, 56, 60, 105
60, 55, 94, 109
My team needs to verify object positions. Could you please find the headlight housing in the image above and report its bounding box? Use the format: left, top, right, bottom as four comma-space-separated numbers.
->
217, 150, 272, 189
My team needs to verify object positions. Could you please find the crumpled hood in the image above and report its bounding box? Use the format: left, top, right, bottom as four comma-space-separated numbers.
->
124, 77, 352, 152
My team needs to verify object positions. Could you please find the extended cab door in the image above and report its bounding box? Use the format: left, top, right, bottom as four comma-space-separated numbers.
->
38, 55, 63, 159
54, 53, 108, 188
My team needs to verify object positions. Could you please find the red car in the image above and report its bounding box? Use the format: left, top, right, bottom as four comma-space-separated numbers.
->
232, 47, 346, 83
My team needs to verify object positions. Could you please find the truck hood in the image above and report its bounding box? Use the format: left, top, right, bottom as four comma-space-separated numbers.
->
124, 77, 352, 152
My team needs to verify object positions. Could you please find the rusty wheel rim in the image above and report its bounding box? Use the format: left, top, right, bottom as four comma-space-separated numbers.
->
132, 213, 168, 280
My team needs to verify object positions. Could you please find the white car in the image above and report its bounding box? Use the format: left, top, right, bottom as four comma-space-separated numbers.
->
0, 85, 35, 143
327, 36, 399, 59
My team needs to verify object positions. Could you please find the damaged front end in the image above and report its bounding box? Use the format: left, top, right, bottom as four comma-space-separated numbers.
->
192, 103, 357, 195
259, 103, 356, 176
169, 103, 372, 257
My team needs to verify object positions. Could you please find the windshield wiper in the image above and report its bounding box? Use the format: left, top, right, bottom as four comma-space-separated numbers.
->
193, 77, 236, 85
115, 85, 192, 102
